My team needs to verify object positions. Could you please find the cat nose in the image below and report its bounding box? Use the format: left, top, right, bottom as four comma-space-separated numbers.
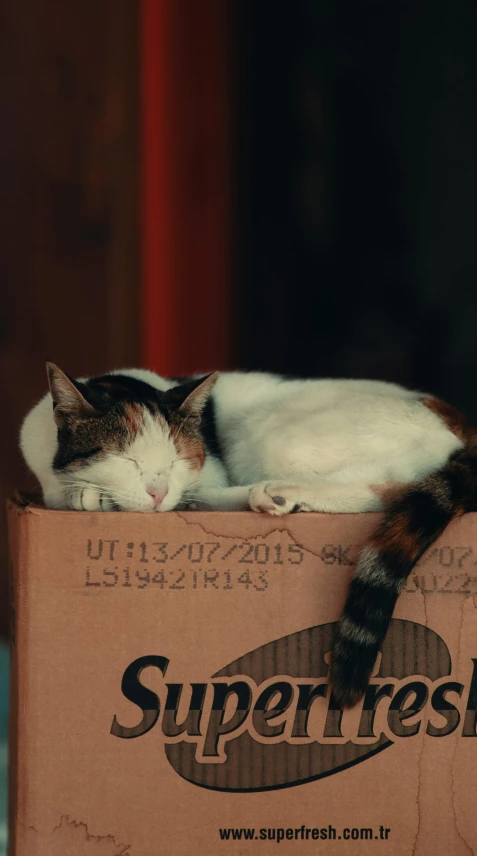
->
147, 487, 168, 507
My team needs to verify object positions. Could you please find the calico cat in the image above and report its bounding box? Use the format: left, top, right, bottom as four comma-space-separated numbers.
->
20, 362, 477, 706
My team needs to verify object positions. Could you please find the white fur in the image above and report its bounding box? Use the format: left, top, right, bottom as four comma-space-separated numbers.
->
20, 370, 463, 514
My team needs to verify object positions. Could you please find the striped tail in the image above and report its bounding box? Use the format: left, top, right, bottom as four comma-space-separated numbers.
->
330, 442, 477, 708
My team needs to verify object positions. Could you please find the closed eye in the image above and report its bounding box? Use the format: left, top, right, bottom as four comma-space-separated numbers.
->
120, 456, 140, 469
65, 447, 103, 464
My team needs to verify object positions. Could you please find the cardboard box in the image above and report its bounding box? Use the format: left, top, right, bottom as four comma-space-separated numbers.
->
7, 496, 477, 855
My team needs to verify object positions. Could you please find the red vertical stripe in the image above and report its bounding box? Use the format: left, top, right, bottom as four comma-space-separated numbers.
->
139, 0, 175, 374
140, 0, 233, 376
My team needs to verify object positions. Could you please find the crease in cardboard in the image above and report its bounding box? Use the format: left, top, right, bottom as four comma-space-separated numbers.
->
409, 585, 426, 856
451, 597, 475, 856
8, 503, 38, 855
175, 513, 305, 549
175, 511, 357, 565
410, 730, 424, 856
20, 815, 132, 855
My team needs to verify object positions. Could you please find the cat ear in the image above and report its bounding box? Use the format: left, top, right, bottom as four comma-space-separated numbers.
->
46, 361, 98, 422
166, 372, 220, 420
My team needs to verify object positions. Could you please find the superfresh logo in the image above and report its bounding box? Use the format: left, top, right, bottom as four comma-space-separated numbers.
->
110, 620, 477, 792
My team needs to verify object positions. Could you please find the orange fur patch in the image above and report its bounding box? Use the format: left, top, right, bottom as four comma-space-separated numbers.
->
421, 396, 471, 442
370, 483, 405, 502
370, 511, 423, 562
123, 402, 143, 436
173, 431, 205, 471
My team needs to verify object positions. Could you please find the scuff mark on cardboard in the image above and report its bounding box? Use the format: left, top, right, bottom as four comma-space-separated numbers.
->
409, 584, 427, 856
20, 815, 132, 855
174, 511, 357, 565
410, 730, 424, 856
451, 597, 475, 855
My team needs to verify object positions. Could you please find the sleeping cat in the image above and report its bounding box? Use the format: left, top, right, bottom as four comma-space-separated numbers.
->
21, 362, 476, 706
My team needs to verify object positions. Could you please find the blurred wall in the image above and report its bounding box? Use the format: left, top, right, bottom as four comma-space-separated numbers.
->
236, 0, 477, 422
0, 0, 235, 639
0, 0, 139, 635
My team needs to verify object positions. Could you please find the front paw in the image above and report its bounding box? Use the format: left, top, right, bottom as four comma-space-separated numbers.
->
249, 483, 309, 516
69, 488, 114, 511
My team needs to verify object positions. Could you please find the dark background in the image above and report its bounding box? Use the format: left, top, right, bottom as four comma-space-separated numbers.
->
1, 0, 477, 635
237, 0, 477, 413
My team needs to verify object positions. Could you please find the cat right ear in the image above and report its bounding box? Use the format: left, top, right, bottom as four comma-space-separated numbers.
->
46, 362, 98, 423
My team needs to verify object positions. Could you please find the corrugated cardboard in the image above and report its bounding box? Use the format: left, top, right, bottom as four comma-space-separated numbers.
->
7, 496, 477, 855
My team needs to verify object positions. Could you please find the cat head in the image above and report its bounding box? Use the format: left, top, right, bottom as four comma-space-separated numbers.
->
46, 362, 219, 512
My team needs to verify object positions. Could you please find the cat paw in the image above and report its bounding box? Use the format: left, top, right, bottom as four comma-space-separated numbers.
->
69, 488, 114, 511
249, 483, 310, 516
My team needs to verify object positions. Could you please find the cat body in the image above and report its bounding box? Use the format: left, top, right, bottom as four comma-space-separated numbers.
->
20, 364, 476, 706
21, 367, 461, 514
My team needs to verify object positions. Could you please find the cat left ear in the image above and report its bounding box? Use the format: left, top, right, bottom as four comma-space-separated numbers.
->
166, 372, 220, 420
46, 361, 98, 421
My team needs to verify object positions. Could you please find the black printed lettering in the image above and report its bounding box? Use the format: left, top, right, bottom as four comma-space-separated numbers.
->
288, 545, 304, 564
188, 543, 204, 563
253, 571, 268, 591
457, 576, 472, 595
462, 659, 477, 737
324, 694, 345, 739
221, 544, 239, 560
202, 682, 252, 757
387, 682, 429, 737
151, 569, 167, 589
320, 544, 336, 565
238, 544, 254, 564
87, 539, 103, 561
205, 542, 220, 562
254, 544, 270, 565
111, 655, 169, 738
204, 570, 220, 589
170, 571, 186, 590
152, 543, 168, 563
337, 545, 353, 566
121, 568, 132, 588
223, 570, 233, 590
291, 683, 328, 738
253, 681, 294, 738
358, 683, 394, 738
162, 683, 207, 737
85, 568, 101, 587
427, 682, 463, 737
135, 569, 150, 589
169, 544, 187, 560
456, 547, 472, 568
102, 568, 118, 587
439, 547, 454, 567
238, 570, 253, 589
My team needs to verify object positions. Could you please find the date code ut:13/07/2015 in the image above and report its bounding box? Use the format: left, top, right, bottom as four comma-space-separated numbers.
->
84, 538, 305, 592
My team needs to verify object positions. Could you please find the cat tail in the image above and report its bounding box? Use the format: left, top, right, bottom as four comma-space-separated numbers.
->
330, 439, 477, 708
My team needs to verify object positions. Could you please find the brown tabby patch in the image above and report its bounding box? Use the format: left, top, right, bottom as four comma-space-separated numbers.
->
123, 402, 144, 437
370, 483, 405, 502
370, 500, 424, 563
422, 396, 472, 442
54, 410, 133, 471
172, 424, 206, 472
373, 529, 419, 563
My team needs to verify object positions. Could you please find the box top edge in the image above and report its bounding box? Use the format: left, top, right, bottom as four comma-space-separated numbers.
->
6, 493, 384, 522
